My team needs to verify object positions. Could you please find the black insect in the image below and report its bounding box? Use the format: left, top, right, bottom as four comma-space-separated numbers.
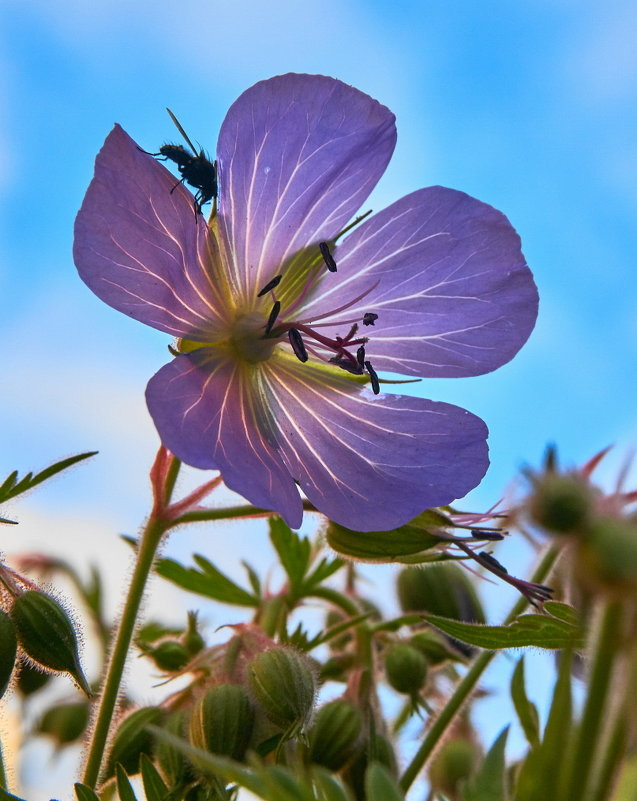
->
144, 109, 218, 216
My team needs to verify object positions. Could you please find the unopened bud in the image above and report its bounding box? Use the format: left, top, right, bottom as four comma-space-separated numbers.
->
429, 739, 479, 798
528, 474, 593, 534
384, 643, 428, 695
107, 706, 165, 777
146, 640, 191, 672
247, 647, 316, 732
16, 662, 50, 697
183, 611, 205, 656
308, 699, 364, 770
189, 684, 255, 760
576, 516, 637, 592
0, 609, 17, 699
37, 700, 89, 745
10, 590, 91, 696
410, 631, 461, 665
397, 564, 484, 623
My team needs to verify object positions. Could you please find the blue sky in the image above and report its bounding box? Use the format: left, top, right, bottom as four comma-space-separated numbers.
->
1, 0, 636, 797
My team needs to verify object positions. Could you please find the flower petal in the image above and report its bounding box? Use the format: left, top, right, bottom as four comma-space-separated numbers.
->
261, 359, 489, 531
301, 187, 538, 377
216, 74, 396, 302
74, 125, 227, 339
145, 350, 303, 527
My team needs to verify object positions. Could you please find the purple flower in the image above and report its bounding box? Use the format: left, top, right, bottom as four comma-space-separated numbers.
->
73, 74, 537, 532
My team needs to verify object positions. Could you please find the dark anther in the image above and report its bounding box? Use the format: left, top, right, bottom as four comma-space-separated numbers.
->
363, 312, 378, 326
364, 360, 380, 394
168, 344, 179, 357
265, 301, 281, 335
288, 328, 308, 363
330, 356, 364, 375
471, 529, 505, 541
257, 274, 283, 297
356, 345, 366, 367
319, 241, 337, 272
478, 552, 508, 574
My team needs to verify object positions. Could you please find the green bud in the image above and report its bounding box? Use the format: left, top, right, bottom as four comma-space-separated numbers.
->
183, 611, 205, 656
37, 700, 89, 745
319, 652, 356, 683
107, 706, 165, 777
410, 631, 460, 665
0, 609, 17, 699
528, 474, 593, 534
16, 661, 51, 697
308, 698, 364, 770
327, 518, 442, 562
247, 647, 316, 732
10, 590, 91, 696
576, 517, 637, 592
397, 564, 485, 623
189, 684, 255, 761
384, 643, 427, 695
429, 738, 479, 798
147, 640, 191, 672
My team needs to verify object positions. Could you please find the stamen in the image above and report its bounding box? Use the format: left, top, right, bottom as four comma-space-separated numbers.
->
265, 301, 281, 335
319, 241, 337, 272
356, 346, 366, 367
257, 274, 283, 297
364, 360, 380, 394
330, 356, 364, 375
288, 328, 308, 363
293, 281, 380, 325
363, 312, 378, 326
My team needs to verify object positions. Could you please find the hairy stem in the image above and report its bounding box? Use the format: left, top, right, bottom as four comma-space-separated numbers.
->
399, 545, 560, 793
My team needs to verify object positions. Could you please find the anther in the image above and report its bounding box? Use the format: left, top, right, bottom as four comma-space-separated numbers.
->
288, 328, 308, 363
478, 552, 508, 574
319, 241, 337, 273
257, 274, 283, 297
330, 356, 364, 375
363, 313, 378, 327
265, 301, 281, 335
364, 360, 380, 394
356, 346, 366, 367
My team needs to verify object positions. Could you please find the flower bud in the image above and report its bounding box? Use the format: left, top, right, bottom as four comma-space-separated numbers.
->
397, 564, 484, 623
107, 706, 165, 776
10, 590, 91, 696
429, 738, 479, 799
146, 640, 191, 672
0, 609, 17, 699
308, 699, 364, 770
576, 516, 637, 592
410, 631, 460, 665
528, 474, 593, 534
37, 700, 89, 745
183, 611, 205, 656
189, 684, 255, 760
384, 643, 427, 695
247, 647, 316, 732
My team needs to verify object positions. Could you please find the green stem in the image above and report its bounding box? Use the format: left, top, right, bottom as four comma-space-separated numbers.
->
564, 599, 623, 801
399, 545, 560, 793
175, 500, 317, 525
82, 516, 169, 787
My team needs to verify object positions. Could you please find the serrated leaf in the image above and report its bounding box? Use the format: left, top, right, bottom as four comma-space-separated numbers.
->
0, 452, 97, 505
74, 784, 101, 801
365, 763, 404, 801
425, 613, 584, 650
116, 764, 139, 801
140, 753, 169, 801
269, 517, 311, 593
304, 556, 345, 589
155, 556, 258, 606
462, 727, 509, 801
510, 657, 540, 747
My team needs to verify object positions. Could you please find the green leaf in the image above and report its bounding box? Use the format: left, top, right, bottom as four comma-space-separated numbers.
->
303, 556, 345, 589
242, 560, 262, 597
327, 517, 444, 562
425, 613, 584, 650
365, 763, 405, 801
269, 517, 311, 593
543, 601, 580, 626
140, 753, 169, 801
0, 452, 97, 505
312, 767, 355, 801
116, 764, 139, 801
155, 556, 258, 606
510, 657, 540, 747
461, 727, 509, 801
74, 784, 101, 801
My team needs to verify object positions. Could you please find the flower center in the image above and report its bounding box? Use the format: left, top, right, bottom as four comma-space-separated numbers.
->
229, 312, 278, 364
